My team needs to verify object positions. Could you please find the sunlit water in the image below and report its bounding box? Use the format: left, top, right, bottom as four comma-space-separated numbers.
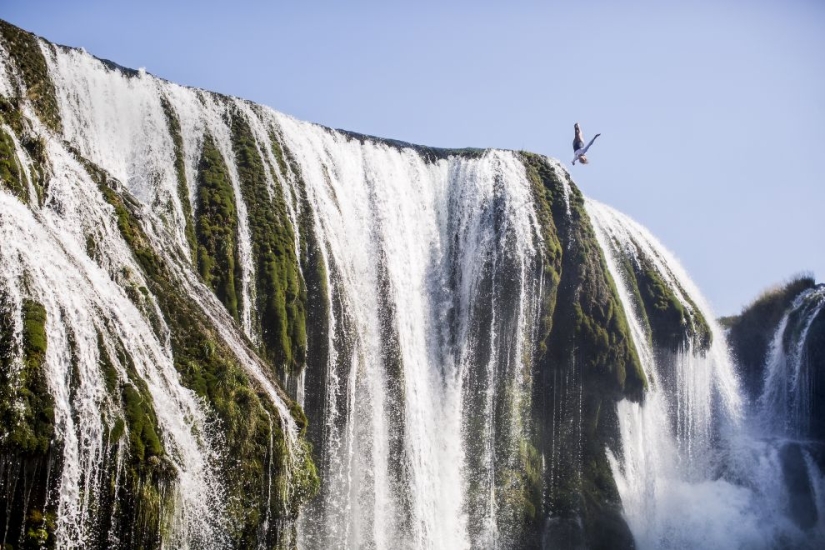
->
588, 199, 824, 549
0, 31, 822, 550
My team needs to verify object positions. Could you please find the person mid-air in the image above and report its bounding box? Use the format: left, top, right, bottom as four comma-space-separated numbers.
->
572, 123, 601, 165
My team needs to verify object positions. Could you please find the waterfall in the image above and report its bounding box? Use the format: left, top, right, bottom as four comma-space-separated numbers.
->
1, 30, 315, 548
0, 145, 228, 547
38, 37, 304, 439
277, 116, 546, 549
759, 286, 825, 438
587, 198, 825, 549
3, 19, 824, 549
4, 30, 549, 548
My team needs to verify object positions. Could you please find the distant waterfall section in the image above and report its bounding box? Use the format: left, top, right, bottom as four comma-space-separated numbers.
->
759, 286, 825, 440
587, 199, 825, 549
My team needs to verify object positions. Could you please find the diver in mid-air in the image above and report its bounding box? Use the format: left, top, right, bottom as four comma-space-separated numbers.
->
572, 123, 600, 165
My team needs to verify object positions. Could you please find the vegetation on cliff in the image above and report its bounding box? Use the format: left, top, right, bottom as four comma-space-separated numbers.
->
0, 96, 49, 206
159, 96, 198, 258
230, 110, 307, 373
0, 297, 54, 456
521, 152, 642, 550
721, 275, 816, 399
633, 256, 711, 352
91, 155, 319, 547
0, 293, 60, 549
0, 20, 62, 133
0, 126, 25, 200
522, 153, 646, 401
194, 135, 242, 322
0, 17, 735, 550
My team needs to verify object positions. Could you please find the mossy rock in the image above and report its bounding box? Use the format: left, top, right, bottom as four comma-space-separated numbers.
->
159, 96, 197, 259
91, 152, 318, 545
520, 152, 645, 399
519, 153, 640, 549
723, 275, 816, 400
0, 298, 55, 456
0, 20, 62, 133
0, 126, 27, 201
230, 111, 307, 372
632, 255, 711, 353
520, 152, 564, 357
121, 383, 163, 461
195, 134, 241, 321
0, 107, 50, 206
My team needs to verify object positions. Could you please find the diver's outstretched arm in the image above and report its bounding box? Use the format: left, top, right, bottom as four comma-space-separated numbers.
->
580, 133, 601, 155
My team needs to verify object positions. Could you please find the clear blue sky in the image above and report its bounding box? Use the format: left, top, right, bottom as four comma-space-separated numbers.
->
2, 0, 823, 316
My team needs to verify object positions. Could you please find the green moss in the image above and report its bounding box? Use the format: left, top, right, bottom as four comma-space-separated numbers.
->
121, 383, 163, 461
22, 507, 56, 548
110, 417, 126, 442
497, 437, 544, 527
517, 153, 641, 549
520, 152, 564, 357
21, 133, 48, 205
724, 275, 815, 399
0, 109, 49, 207
21, 300, 46, 358
0, 298, 55, 456
0, 299, 54, 457
0, 20, 62, 134
195, 135, 241, 321
0, 94, 24, 134
562, 187, 645, 400
633, 256, 711, 352
270, 129, 333, 459
0, 126, 28, 201
159, 96, 197, 259
288, 400, 309, 437
230, 112, 306, 372
91, 154, 318, 546
94, 331, 169, 477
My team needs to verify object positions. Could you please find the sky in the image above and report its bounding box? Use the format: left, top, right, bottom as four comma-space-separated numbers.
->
1, 0, 823, 316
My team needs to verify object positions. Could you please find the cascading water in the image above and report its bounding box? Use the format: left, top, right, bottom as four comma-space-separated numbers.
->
38, 35, 306, 450
4, 26, 551, 548
2, 18, 824, 549
587, 198, 825, 549
276, 118, 546, 549
1, 26, 312, 549
754, 286, 825, 537
0, 144, 228, 548
760, 286, 825, 439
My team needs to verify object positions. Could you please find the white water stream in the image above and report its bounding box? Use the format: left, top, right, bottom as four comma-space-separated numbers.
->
587, 198, 825, 549
5, 36, 548, 549
1, 35, 309, 549
1, 29, 823, 550
276, 118, 545, 549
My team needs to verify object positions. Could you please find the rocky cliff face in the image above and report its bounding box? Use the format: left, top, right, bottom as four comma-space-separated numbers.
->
724, 279, 825, 537
0, 19, 717, 550
724, 277, 825, 440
